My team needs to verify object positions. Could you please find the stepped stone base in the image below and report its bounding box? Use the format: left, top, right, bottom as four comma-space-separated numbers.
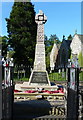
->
29, 71, 50, 86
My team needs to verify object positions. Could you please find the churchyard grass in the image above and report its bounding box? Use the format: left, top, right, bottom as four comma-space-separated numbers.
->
79, 71, 83, 81
14, 77, 29, 82
49, 72, 66, 81
13, 71, 83, 82
13, 72, 66, 82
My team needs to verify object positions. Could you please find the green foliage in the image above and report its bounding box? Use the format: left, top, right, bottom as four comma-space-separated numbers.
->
13, 72, 66, 82
79, 72, 83, 81
46, 53, 50, 72
8, 50, 15, 58
78, 52, 83, 67
67, 34, 73, 41
49, 34, 61, 45
1, 36, 9, 57
49, 72, 66, 81
14, 77, 29, 82
6, 2, 37, 66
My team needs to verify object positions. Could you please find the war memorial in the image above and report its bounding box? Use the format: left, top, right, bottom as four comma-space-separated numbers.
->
29, 10, 50, 86
0, 7, 83, 120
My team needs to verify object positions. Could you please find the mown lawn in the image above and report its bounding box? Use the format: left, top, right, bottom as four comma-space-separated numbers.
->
14, 72, 66, 82
49, 72, 66, 81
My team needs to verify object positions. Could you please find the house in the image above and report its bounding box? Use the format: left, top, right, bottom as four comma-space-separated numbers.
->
70, 34, 83, 67
55, 38, 72, 70
54, 34, 83, 70
50, 43, 59, 71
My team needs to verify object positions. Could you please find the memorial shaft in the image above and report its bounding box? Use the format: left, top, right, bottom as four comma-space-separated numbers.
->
34, 24, 46, 71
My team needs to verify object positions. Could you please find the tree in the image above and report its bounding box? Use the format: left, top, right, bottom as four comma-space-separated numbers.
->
49, 34, 60, 46
44, 35, 51, 71
67, 34, 73, 41
0, 36, 8, 57
6, 2, 37, 67
44, 35, 52, 56
45, 34, 61, 55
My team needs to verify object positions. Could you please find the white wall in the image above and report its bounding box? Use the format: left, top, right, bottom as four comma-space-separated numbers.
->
70, 34, 81, 56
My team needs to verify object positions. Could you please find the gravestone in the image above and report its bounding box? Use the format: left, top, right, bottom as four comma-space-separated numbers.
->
29, 10, 50, 85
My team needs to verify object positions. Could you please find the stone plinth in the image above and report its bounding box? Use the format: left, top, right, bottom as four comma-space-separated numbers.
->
29, 10, 50, 86
29, 71, 50, 86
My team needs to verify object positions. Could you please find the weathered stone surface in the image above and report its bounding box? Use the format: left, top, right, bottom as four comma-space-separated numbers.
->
30, 71, 48, 84
29, 10, 50, 85
70, 34, 82, 55
50, 43, 58, 71
34, 44, 46, 71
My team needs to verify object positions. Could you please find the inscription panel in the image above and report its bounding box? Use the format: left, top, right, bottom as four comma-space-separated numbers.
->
31, 72, 48, 84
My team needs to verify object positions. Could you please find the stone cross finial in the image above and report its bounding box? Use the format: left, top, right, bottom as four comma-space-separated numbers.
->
75, 29, 77, 34
35, 10, 47, 24
35, 10, 47, 43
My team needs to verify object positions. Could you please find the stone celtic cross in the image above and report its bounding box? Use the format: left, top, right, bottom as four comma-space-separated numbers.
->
29, 10, 50, 85
35, 10, 47, 44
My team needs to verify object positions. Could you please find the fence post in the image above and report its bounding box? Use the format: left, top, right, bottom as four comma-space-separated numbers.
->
67, 58, 79, 120
2, 57, 14, 120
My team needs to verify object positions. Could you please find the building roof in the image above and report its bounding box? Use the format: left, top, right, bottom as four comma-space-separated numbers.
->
77, 34, 83, 44
65, 40, 72, 47
61, 39, 71, 49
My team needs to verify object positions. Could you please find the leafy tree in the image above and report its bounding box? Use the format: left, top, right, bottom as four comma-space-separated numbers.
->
67, 34, 73, 41
6, 2, 37, 67
44, 35, 52, 56
62, 35, 66, 41
45, 34, 60, 55
46, 53, 50, 72
0, 36, 8, 57
49, 34, 60, 45
44, 35, 49, 47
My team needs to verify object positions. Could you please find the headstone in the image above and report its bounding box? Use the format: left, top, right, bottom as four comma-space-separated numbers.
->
29, 10, 50, 85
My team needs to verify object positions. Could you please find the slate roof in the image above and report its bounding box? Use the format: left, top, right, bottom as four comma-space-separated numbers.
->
65, 40, 72, 48
77, 34, 83, 44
